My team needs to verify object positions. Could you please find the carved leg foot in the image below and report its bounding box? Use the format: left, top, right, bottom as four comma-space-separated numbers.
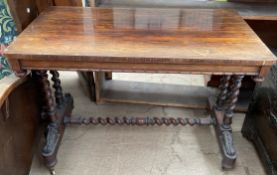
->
42, 94, 73, 170
220, 126, 237, 169
210, 75, 244, 169
210, 107, 237, 169
35, 70, 74, 172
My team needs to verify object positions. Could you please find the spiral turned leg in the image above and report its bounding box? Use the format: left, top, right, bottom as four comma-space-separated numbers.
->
209, 74, 244, 170
223, 75, 244, 126
50, 70, 64, 107
215, 75, 231, 111
35, 70, 57, 122
35, 70, 74, 174
221, 75, 244, 169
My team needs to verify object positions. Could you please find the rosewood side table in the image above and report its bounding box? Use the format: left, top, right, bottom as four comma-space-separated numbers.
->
5, 7, 276, 175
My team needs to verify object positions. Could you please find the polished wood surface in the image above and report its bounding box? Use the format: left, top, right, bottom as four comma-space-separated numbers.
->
5, 7, 276, 75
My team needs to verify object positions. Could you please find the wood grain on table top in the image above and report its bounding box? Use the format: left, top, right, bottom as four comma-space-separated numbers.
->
5, 7, 276, 66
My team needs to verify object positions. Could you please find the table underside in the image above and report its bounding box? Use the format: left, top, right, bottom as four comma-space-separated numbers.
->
32, 69, 259, 175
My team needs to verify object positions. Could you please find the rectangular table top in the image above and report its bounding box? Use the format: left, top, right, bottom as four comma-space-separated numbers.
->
5, 7, 276, 75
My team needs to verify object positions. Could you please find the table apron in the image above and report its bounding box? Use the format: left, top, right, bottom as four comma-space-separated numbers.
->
15, 60, 262, 75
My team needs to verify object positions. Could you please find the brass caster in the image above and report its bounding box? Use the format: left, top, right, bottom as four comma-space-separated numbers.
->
50, 170, 56, 175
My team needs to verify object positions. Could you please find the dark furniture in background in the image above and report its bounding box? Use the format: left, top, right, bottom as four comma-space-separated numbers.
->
7, 0, 51, 33
8, 0, 83, 34
0, 76, 40, 175
242, 64, 277, 175
246, 20, 277, 52
242, 18, 277, 175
